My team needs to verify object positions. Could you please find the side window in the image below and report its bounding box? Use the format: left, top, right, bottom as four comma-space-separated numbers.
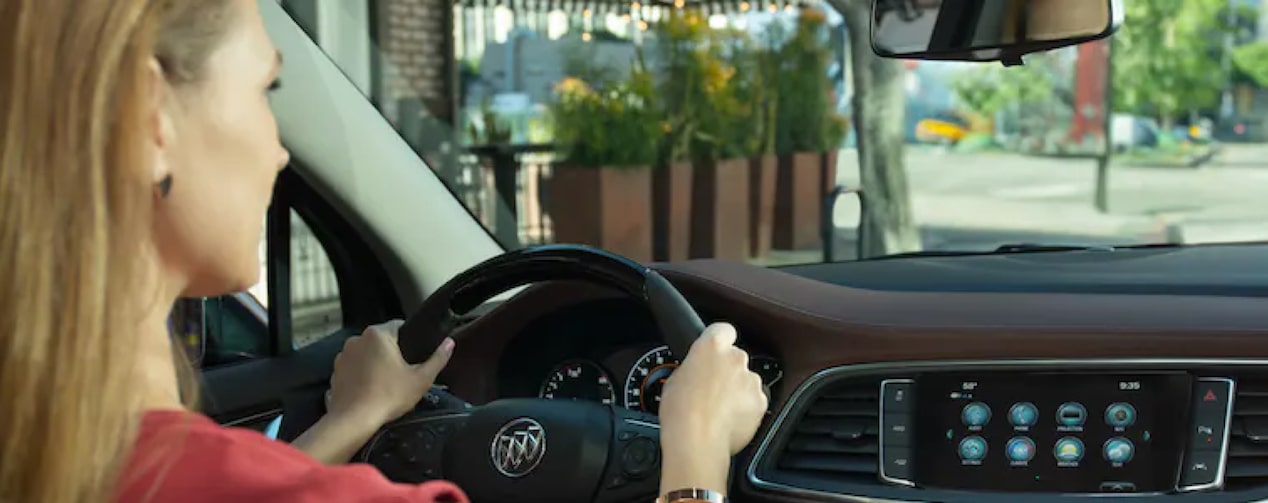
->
173, 207, 343, 368
289, 211, 342, 348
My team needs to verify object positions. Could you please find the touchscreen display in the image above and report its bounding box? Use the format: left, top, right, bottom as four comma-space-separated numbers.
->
914, 372, 1191, 493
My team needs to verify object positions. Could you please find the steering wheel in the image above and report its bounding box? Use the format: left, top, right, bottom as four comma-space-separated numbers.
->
355, 245, 706, 503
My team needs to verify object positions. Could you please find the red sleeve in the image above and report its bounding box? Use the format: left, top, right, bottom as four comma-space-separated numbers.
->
116, 410, 467, 503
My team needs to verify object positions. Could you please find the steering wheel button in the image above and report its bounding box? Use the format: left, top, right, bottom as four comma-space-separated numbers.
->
621, 437, 659, 478
606, 475, 628, 489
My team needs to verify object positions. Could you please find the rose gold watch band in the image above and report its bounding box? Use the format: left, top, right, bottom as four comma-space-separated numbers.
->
655, 488, 727, 503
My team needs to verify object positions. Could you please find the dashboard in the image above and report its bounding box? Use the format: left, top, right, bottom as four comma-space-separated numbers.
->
435, 244, 1268, 502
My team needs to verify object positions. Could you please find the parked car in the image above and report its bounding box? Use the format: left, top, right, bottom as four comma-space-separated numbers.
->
915, 110, 971, 144
1110, 113, 1160, 152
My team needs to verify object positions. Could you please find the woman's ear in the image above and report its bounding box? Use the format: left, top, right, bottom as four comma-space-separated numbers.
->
146, 57, 176, 198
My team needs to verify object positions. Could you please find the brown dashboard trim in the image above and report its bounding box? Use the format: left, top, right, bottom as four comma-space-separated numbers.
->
442, 258, 1268, 414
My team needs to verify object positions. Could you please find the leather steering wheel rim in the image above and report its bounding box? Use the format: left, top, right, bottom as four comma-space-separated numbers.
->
396, 244, 705, 364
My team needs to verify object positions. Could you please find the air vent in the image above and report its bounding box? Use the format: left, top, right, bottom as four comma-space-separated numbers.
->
777, 379, 880, 482
1228, 376, 1268, 489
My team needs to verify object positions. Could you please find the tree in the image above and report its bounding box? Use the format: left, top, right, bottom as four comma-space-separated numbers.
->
1111, 0, 1229, 129
822, 0, 921, 257
1233, 41, 1268, 87
952, 61, 1057, 120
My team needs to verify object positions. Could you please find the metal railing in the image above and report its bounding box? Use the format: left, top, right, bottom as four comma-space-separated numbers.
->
454, 145, 557, 248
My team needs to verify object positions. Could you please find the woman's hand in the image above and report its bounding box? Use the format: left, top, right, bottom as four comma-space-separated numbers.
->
293, 321, 455, 465
658, 323, 768, 496
327, 320, 455, 427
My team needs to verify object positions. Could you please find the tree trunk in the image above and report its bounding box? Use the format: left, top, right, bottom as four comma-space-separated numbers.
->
830, 0, 922, 257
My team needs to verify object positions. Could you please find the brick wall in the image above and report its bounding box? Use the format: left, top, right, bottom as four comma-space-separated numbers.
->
376, 0, 455, 125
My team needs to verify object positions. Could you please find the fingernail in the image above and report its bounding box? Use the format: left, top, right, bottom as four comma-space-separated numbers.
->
440, 337, 455, 354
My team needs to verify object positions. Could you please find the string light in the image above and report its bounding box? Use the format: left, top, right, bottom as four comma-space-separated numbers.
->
638, 20, 649, 30
582, 32, 593, 41
783, 4, 793, 11
582, 7, 591, 17
766, 2, 777, 12
673, 0, 684, 8
739, 1, 750, 11
632, 1, 641, 9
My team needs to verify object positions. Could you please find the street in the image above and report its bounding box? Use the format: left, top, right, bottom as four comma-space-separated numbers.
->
826, 143, 1268, 258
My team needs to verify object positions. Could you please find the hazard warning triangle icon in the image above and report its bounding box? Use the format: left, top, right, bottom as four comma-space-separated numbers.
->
1203, 389, 1218, 402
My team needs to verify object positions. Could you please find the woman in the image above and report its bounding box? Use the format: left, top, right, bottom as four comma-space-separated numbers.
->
0, 1, 769, 502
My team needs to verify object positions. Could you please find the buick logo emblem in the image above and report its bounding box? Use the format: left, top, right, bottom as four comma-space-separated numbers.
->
491, 418, 546, 477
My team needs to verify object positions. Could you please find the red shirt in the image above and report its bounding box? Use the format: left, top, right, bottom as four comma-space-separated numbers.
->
117, 410, 468, 503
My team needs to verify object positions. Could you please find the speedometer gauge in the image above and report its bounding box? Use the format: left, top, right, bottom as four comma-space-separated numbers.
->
624, 345, 679, 414
539, 360, 615, 405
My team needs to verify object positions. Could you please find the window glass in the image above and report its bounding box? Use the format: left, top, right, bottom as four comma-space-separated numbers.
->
286, 1, 1268, 267
289, 211, 342, 348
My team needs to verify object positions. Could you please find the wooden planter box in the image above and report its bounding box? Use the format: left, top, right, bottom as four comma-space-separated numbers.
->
546, 165, 653, 263
772, 152, 823, 250
653, 161, 693, 262
748, 154, 778, 258
689, 158, 751, 261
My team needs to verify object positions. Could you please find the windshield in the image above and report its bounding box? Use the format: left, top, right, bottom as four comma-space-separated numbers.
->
282, 0, 1268, 266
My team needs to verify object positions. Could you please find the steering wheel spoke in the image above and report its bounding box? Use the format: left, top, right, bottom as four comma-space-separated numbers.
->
596, 407, 663, 502
360, 412, 470, 483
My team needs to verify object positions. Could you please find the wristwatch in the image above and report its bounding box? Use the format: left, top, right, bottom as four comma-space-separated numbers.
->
655, 488, 727, 503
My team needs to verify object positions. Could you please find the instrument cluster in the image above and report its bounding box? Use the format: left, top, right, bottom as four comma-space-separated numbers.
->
536, 344, 783, 415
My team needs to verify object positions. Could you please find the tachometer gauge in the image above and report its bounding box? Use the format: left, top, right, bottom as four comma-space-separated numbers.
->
539, 360, 616, 405
624, 345, 679, 414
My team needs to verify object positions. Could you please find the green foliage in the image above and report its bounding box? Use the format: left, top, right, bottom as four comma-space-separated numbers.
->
549, 66, 661, 168
951, 61, 1057, 118
466, 98, 512, 145
649, 10, 757, 162
774, 8, 847, 154
1111, 0, 1233, 124
1234, 41, 1268, 87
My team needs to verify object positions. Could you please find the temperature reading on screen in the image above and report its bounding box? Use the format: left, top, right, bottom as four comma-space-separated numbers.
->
962, 381, 978, 391
1120, 381, 1141, 391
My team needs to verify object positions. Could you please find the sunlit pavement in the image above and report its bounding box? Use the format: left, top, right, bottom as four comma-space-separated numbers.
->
757, 143, 1268, 266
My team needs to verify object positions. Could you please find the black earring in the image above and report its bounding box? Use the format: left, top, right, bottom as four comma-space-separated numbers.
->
156, 174, 173, 198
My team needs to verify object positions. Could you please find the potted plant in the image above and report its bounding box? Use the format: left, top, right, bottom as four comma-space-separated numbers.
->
648, 11, 710, 262
686, 26, 756, 261
745, 26, 784, 259
772, 8, 838, 251
546, 67, 660, 262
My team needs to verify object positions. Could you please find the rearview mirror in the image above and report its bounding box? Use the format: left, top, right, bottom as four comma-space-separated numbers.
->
871, 0, 1121, 65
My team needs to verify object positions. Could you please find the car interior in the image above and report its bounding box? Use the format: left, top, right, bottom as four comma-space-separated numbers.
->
177, 1, 1268, 502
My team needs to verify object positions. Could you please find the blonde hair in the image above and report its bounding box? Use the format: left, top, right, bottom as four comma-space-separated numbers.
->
0, 1, 233, 502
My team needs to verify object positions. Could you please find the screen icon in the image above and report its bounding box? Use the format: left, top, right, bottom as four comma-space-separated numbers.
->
1104, 437, 1134, 464
1009, 402, 1038, 428
1006, 436, 1037, 462
1056, 402, 1087, 427
1105, 403, 1136, 428
959, 436, 988, 462
961, 402, 992, 428
1054, 437, 1085, 463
